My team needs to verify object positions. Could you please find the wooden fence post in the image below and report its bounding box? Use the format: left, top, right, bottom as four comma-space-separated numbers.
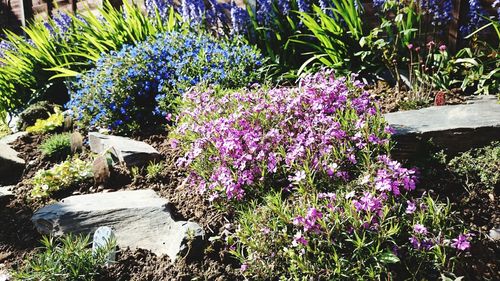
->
449, 0, 468, 53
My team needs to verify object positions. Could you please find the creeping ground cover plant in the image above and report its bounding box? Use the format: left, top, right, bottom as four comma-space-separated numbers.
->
173, 70, 472, 279
67, 30, 263, 134
174, 70, 392, 201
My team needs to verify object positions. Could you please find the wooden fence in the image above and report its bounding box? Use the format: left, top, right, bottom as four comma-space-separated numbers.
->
1, 0, 498, 51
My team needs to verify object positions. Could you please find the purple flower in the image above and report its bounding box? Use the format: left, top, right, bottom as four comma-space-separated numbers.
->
406, 200, 416, 214
289, 170, 306, 184
231, 4, 250, 34
460, 0, 487, 36
451, 234, 471, 251
177, 70, 390, 201
353, 192, 382, 213
261, 227, 271, 234
292, 231, 308, 246
409, 236, 420, 249
413, 224, 428, 235
240, 263, 248, 271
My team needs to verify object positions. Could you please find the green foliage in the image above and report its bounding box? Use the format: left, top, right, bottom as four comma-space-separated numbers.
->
243, 0, 309, 78
452, 17, 499, 96
448, 142, 500, 192
55, 2, 181, 76
0, 1, 180, 114
293, 0, 364, 74
231, 184, 466, 280
0, 112, 11, 138
30, 156, 93, 198
453, 46, 499, 96
40, 133, 71, 159
26, 107, 64, 134
12, 234, 115, 281
146, 161, 165, 181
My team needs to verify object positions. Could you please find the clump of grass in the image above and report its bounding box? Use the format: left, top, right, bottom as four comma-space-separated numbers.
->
40, 133, 71, 159
146, 161, 165, 181
12, 234, 115, 281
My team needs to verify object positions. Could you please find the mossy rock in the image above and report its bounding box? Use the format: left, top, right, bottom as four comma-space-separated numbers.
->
16, 101, 55, 131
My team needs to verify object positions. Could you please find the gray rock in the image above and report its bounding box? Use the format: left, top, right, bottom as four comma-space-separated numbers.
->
32, 190, 204, 261
0, 132, 27, 145
6, 112, 19, 133
489, 228, 500, 241
88, 132, 161, 167
384, 95, 500, 158
0, 272, 10, 281
0, 143, 25, 184
92, 226, 116, 264
0, 185, 15, 204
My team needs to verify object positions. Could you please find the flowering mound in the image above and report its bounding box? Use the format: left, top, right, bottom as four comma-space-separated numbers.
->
174, 70, 393, 200
67, 31, 262, 134
174, 70, 471, 279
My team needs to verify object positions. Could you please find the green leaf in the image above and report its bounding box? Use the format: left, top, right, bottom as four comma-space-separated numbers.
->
379, 252, 400, 264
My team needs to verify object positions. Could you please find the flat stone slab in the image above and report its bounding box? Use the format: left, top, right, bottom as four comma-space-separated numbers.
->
384, 95, 500, 157
88, 132, 161, 167
0, 131, 27, 145
0, 143, 25, 184
31, 190, 204, 261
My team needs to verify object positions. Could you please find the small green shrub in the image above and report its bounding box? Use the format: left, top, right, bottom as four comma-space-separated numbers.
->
31, 156, 93, 198
16, 101, 55, 131
40, 133, 71, 159
448, 142, 500, 192
146, 161, 165, 181
26, 107, 64, 134
67, 30, 263, 134
12, 234, 115, 281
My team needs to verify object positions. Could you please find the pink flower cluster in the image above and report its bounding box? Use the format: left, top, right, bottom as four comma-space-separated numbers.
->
375, 155, 418, 196
175, 70, 391, 200
293, 207, 323, 233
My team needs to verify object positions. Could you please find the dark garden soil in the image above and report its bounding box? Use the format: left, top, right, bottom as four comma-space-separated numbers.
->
1, 130, 498, 280
366, 81, 466, 113
1, 133, 241, 281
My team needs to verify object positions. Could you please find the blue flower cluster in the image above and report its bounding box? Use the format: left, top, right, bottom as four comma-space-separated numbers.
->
146, 0, 229, 27
43, 12, 73, 40
421, 0, 453, 26
145, 0, 174, 21
460, 0, 487, 36
67, 31, 263, 134
0, 40, 13, 65
231, 3, 250, 34
373, 0, 453, 26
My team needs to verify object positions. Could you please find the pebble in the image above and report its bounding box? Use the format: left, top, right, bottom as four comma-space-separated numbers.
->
488, 229, 500, 241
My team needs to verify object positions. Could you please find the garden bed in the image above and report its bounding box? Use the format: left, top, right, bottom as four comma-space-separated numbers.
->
1, 129, 499, 280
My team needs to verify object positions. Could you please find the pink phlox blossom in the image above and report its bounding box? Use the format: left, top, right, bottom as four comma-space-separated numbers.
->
353, 192, 382, 213
292, 231, 308, 247
406, 200, 417, 214
451, 234, 471, 251
413, 224, 428, 235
